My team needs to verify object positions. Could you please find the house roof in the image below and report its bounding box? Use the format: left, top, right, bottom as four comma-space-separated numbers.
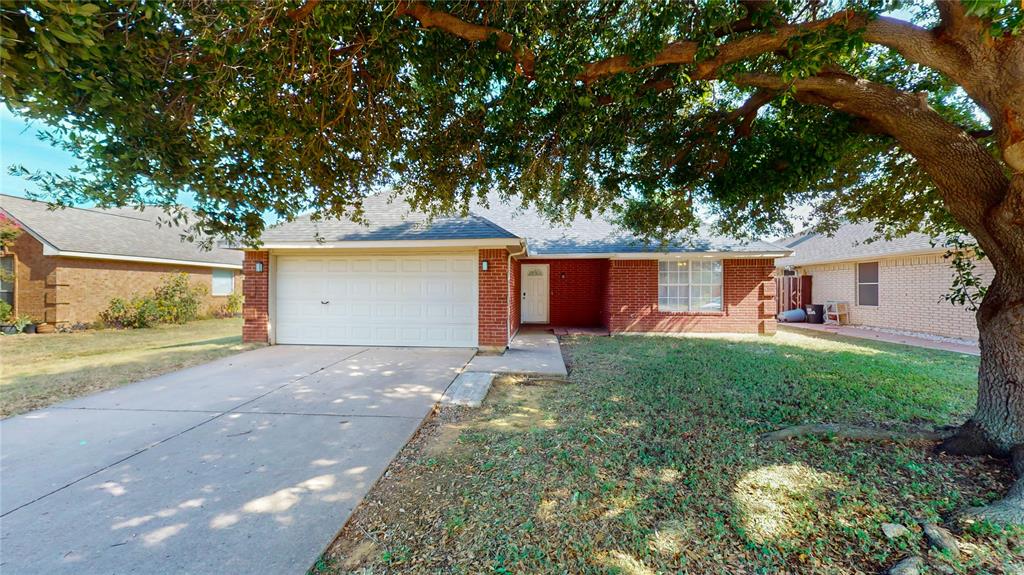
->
257, 193, 789, 257
774, 221, 942, 267
471, 196, 787, 256
0, 194, 242, 268
259, 193, 518, 244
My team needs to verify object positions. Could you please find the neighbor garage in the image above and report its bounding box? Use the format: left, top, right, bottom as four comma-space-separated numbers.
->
273, 253, 478, 347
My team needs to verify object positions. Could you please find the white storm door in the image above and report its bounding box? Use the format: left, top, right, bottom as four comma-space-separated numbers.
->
520, 264, 549, 323
274, 254, 478, 347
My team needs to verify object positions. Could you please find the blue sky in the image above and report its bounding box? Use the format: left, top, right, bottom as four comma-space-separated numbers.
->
0, 107, 77, 200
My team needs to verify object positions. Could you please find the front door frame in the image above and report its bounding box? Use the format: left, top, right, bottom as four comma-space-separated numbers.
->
521, 263, 550, 324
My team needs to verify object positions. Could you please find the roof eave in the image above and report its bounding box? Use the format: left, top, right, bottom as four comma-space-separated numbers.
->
243, 237, 522, 250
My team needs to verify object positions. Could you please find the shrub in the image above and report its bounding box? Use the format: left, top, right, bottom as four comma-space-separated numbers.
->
0, 301, 11, 323
224, 293, 243, 316
152, 273, 204, 324
101, 297, 160, 329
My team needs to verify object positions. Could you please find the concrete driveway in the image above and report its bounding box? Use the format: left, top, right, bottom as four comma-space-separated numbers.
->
0, 345, 474, 574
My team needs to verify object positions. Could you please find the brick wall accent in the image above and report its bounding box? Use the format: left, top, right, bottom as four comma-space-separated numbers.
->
519, 258, 607, 327
606, 258, 777, 335
242, 251, 270, 343
796, 253, 993, 340
509, 256, 521, 337
6, 232, 56, 323
52, 258, 240, 324
5, 232, 241, 325
478, 249, 510, 349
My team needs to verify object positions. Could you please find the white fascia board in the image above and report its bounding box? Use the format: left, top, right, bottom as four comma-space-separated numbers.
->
254, 237, 518, 250
519, 251, 792, 260
56, 251, 243, 270
778, 247, 948, 268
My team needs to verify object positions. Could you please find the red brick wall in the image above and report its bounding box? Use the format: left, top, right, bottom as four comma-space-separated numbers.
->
509, 256, 521, 338
520, 259, 607, 327
243, 251, 269, 343
606, 258, 777, 335
478, 249, 511, 348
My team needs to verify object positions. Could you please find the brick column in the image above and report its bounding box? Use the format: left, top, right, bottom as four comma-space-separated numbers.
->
242, 251, 269, 343
478, 249, 510, 350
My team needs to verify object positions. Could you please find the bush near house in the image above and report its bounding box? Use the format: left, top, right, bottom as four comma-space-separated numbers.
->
100, 273, 205, 329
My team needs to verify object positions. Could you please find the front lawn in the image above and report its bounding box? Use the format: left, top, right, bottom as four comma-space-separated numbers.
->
0, 318, 256, 417
318, 331, 1020, 574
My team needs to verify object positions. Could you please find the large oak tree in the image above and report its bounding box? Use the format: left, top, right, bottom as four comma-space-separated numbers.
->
2, 0, 1022, 522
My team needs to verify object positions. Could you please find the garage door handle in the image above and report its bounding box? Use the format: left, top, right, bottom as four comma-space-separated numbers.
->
321, 300, 330, 305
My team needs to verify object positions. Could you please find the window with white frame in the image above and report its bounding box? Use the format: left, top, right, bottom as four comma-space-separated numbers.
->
658, 259, 723, 312
211, 269, 234, 296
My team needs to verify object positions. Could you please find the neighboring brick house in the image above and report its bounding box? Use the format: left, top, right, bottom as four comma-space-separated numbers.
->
775, 221, 992, 340
237, 193, 788, 350
0, 194, 242, 326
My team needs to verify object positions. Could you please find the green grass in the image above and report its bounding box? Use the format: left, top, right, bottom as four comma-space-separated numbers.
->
0, 318, 256, 417
320, 331, 1021, 574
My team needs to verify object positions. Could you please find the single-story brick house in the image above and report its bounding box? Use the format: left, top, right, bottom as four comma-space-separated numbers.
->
0, 194, 243, 325
238, 194, 790, 350
775, 221, 993, 340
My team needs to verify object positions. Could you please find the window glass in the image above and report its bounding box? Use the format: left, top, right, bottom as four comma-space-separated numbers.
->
211, 269, 234, 296
0, 256, 13, 306
856, 262, 879, 306
658, 260, 722, 312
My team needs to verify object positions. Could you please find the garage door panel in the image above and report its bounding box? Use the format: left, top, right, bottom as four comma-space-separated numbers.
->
275, 254, 478, 346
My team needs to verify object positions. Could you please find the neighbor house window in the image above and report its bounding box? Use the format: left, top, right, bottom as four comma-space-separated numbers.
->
658, 260, 723, 312
856, 262, 879, 306
211, 269, 234, 296
0, 256, 13, 306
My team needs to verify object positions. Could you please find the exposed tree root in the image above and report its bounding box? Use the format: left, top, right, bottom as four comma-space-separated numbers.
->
957, 446, 1024, 527
959, 477, 1024, 526
762, 423, 1024, 526
759, 423, 956, 443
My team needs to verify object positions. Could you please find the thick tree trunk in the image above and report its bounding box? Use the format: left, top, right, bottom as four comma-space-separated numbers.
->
940, 270, 1024, 525
941, 276, 1024, 456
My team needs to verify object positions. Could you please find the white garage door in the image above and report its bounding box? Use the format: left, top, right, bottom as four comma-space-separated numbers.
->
274, 254, 478, 347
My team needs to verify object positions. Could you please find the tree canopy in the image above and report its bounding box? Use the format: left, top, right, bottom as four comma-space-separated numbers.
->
1, 0, 1018, 246
3, 0, 1024, 525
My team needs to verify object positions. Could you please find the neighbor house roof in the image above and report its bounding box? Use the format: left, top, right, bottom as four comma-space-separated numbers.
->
256, 193, 790, 257
774, 221, 942, 267
0, 194, 242, 268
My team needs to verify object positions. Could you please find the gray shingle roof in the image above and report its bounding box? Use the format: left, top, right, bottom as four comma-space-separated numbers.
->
0, 194, 242, 267
774, 221, 942, 267
260, 192, 789, 256
472, 196, 789, 255
259, 193, 517, 244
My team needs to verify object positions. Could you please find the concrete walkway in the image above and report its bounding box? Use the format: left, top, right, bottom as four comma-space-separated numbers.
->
0, 345, 473, 574
465, 331, 569, 377
779, 323, 980, 355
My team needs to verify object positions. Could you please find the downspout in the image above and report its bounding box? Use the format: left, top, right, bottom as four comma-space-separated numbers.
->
507, 241, 527, 347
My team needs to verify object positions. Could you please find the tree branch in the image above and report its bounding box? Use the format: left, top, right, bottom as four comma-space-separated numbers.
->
862, 16, 973, 88
732, 71, 1009, 254
287, 0, 321, 23
578, 10, 865, 84
395, 1, 535, 77
666, 88, 779, 169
